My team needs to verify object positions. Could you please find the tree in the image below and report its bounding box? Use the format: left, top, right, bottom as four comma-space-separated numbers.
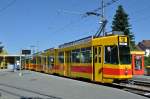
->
112, 5, 135, 50
145, 56, 150, 66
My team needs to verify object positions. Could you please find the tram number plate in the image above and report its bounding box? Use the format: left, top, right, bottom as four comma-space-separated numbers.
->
119, 37, 127, 45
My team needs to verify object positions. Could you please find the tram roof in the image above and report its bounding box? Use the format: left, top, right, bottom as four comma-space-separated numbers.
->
58, 34, 127, 49
0, 54, 25, 57
58, 36, 92, 48
131, 51, 145, 55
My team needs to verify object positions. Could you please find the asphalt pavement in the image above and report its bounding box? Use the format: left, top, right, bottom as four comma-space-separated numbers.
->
0, 70, 149, 99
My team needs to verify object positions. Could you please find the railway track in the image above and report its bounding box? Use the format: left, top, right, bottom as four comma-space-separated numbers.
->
129, 79, 150, 86
113, 80, 150, 98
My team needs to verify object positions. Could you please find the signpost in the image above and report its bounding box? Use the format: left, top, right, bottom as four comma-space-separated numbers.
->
19, 49, 31, 76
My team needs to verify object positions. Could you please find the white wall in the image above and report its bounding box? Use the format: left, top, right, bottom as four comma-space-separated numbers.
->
145, 49, 150, 57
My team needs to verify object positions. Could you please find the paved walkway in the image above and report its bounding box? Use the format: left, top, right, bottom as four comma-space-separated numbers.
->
133, 75, 150, 82
0, 70, 149, 99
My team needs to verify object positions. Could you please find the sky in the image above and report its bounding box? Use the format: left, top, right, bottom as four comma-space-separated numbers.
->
0, 0, 149, 54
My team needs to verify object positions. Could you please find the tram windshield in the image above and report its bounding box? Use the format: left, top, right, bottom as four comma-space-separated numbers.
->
105, 46, 119, 64
119, 46, 131, 64
105, 45, 131, 64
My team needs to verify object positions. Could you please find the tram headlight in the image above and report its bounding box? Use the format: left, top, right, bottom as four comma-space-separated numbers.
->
125, 68, 128, 75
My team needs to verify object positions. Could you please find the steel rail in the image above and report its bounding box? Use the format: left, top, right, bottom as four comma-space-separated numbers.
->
113, 82, 150, 98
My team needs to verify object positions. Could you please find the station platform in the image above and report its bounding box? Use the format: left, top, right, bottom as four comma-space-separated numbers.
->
0, 70, 149, 99
133, 75, 150, 83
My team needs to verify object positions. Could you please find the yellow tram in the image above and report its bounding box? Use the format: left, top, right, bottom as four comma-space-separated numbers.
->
25, 34, 132, 83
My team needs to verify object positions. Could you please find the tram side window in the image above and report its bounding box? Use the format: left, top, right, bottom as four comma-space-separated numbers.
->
135, 56, 142, 70
94, 48, 97, 63
99, 47, 101, 63
32, 57, 36, 64
105, 46, 119, 64
49, 56, 54, 67
58, 52, 64, 63
37, 56, 41, 64
81, 47, 92, 63
47, 56, 50, 67
72, 49, 80, 63
43, 57, 46, 66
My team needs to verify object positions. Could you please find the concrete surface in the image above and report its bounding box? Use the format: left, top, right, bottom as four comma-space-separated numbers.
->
0, 70, 149, 99
133, 75, 150, 82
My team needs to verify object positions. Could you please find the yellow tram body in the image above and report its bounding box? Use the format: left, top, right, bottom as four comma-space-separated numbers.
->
25, 34, 132, 83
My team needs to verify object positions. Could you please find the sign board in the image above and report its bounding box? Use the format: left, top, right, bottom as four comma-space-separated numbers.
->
22, 50, 31, 55
119, 36, 128, 46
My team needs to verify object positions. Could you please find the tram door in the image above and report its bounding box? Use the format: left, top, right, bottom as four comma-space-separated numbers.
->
65, 51, 71, 76
94, 46, 103, 82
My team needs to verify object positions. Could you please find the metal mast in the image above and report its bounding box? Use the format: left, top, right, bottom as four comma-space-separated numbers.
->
101, 0, 105, 36
94, 0, 107, 38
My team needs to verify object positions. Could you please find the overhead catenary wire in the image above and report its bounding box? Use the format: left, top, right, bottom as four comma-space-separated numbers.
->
131, 15, 150, 23
54, 0, 120, 34
84, 0, 120, 37
57, 0, 120, 18
57, 9, 83, 16
129, 5, 150, 23
83, 0, 120, 17
0, 0, 17, 13
50, 18, 84, 34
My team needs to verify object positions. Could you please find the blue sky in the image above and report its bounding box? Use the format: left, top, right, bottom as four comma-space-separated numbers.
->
0, 0, 149, 54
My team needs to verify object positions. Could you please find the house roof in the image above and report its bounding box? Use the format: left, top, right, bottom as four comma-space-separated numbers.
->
137, 40, 150, 50
136, 45, 142, 50
142, 40, 150, 48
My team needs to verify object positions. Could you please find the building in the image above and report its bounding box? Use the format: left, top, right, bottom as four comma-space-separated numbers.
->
136, 40, 150, 57
0, 45, 27, 69
0, 54, 26, 69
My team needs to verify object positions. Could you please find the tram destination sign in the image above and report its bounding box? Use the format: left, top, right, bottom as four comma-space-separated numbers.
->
119, 36, 128, 46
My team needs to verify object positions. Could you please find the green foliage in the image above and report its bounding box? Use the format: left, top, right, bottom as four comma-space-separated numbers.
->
145, 56, 150, 66
0, 49, 8, 55
112, 5, 135, 50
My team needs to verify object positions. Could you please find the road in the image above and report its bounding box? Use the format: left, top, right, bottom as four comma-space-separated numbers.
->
0, 70, 149, 99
